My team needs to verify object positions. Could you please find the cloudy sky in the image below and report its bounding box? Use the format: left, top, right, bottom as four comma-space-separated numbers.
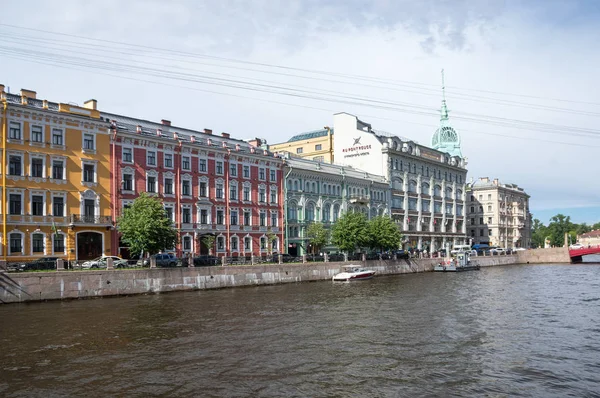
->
2, 0, 599, 224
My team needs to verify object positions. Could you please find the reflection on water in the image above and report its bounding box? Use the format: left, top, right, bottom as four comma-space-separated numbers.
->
1, 264, 600, 397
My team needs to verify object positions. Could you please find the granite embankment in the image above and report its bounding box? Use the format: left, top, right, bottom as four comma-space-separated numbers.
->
0, 248, 570, 304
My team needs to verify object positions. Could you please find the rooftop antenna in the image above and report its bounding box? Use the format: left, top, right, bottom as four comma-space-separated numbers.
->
441, 69, 449, 120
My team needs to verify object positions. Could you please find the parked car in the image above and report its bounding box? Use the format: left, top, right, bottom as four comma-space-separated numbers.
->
11, 257, 59, 272
269, 253, 298, 263
137, 253, 180, 267
194, 255, 220, 266
394, 250, 410, 259
490, 248, 506, 255
514, 247, 527, 251
81, 256, 127, 269
569, 243, 584, 250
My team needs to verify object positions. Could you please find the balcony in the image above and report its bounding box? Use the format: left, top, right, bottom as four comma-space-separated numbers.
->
69, 214, 112, 225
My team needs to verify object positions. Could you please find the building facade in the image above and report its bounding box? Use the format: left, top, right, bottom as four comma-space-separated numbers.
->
283, 156, 389, 256
578, 230, 600, 246
1, 86, 112, 263
270, 127, 334, 163
466, 177, 532, 249
332, 112, 468, 252
104, 112, 285, 259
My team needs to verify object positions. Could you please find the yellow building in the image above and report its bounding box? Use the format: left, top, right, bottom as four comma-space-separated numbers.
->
270, 127, 334, 163
1, 85, 112, 266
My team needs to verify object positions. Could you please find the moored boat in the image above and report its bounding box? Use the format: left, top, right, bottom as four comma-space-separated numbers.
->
332, 266, 376, 282
434, 252, 480, 272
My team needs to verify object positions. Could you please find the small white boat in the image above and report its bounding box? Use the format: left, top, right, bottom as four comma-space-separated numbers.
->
332, 265, 376, 282
434, 253, 480, 272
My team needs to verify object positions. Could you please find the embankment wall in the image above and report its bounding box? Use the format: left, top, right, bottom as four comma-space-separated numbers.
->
0, 248, 570, 304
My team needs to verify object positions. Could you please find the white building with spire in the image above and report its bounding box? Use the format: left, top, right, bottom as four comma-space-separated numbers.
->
332, 77, 469, 252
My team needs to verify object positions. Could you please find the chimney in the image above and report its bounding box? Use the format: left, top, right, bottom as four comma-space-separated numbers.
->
20, 88, 37, 99
480, 177, 489, 183
161, 119, 171, 126
221, 132, 230, 139
204, 128, 212, 135
247, 138, 262, 147
83, 99, 97, 110
493, 178, 499, 185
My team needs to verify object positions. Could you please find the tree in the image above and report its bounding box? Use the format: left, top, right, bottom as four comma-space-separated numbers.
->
547, 214, 574, 247
531, 218, 548, 248
331, 211, 368, 253
200, 234, 216, 255
366, 215, 403, 252
117, 193, 178, 257
306, 222, 329, 255
266, 229, 278, 255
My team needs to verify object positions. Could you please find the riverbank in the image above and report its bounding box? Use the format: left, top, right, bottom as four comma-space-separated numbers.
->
0, 248, 570, 304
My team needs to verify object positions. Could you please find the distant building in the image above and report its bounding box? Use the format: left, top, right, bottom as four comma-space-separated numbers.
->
0, 85, 112, 263
466, 177, 532, 249
270, 127, 334, 163
282, 156, 388, 256
578, 230, 600, 246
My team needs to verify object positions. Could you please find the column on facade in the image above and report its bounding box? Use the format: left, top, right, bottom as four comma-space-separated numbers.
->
451, 181, 457, 234
441, 179, 447, 233
429, 176, 435, 232
416, 174, 422, 232
403, 171, 409, 231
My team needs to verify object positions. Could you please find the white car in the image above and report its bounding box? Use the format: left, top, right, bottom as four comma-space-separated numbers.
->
569, 243, 584, 250
81, 256, 127, 269
490, 248, 506, 255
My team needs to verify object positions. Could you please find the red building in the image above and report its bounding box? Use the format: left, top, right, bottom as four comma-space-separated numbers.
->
103, 113, 284, 259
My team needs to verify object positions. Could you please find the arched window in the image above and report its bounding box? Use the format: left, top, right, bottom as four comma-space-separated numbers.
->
293, 181, 298, 191
333, 204, 340, 222
446, 187, 453, 199
323, 204, 331, 222
456, 189, 463, 200
434, 185, 442, 197
287, 180, 292, 190
305, 203, 315, 222
408, 180, 417, 193
422, 183, 430, 195
393, 179, 404, 191
288, 202, 297, 221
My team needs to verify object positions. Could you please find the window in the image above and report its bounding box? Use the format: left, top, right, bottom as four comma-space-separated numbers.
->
52, 196, 64, 216
470, 218, 475, 225
315, 144, 322, 150
9, 233, 22, 254
199, 158, 207, 172
182, 180, 191, 196
123, 173, 133, 191
164, 153, 173, 168
288, 205, 297, 221
31, 195, 44, 216
216, 161, 223, 175
260, 210, 266, 226
479, 217, 484, 225
471, 229, 475, 237
52, 128, 63, 146
488, 217, 492, 223
270, 188, 277, 204
182, 156, 190, 170
489, 229, 493, 236
296, 147, 303, 154
488, 205, 492, 212
147, 151, 156, 166
313, 156, 324, 162
83, 133, 95, 150
230, 210, 238, 226
164, 206, 174, 222
31, 125, 43, 143
259, 168, 265, 180
244, 237, 251, 251
231, 237, 238, 251
270, 169, 276, 182
31, 158, 43, 178
230, 163, 237, 177
52, 160, 64, 180
9, 155, 21, 176
147, 176, 156, 193
480, 229, 484, 237
164, 178, 173, 194
9, 194, 22, 215
216, 183, 223, 199
305, 204, 315, 222
230, 184, 237, 200
216, 210, 224, 225
182, 208, 191, 224
183, 236, 192, 251
199, 181, 207, 197
32, 233, 44, 253
488, 194, 492, 200
9, 122, 21, 140
243, 186, 250, 202
243, 165, 250, 178
84, 199, 95, 218
200, 209, 208, 224
259, 187, 266, 203
470, 206, 474, 213
323, 204, 330, 222
244, 210, 251, 226
260, 237, 267, 250
122, 147, 133, 163
83, 164, 95, 183
271, 211, 277, 227
53, 234, 65, 253
217, 236, 225, 251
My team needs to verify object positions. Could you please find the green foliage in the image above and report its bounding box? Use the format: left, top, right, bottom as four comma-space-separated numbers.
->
266, 229, 278, 254
117, 193, 178, 257
200, 234, 216, 255
306, 222, 330, 255
331, 211, 369, 253
531, 214, 597, 248
366, 216, 403, 252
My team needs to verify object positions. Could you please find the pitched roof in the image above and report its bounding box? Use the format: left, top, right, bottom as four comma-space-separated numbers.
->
286, 128, 332, 143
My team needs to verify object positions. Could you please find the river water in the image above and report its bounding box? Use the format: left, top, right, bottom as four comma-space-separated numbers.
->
1, 260, 600, 397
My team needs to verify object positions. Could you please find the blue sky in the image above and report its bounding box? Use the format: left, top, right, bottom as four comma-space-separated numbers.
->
1, 0, 599, 223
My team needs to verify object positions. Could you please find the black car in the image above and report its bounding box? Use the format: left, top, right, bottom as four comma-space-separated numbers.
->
15, 257, 59, 271
137, 253, 180, 267
270, 253, 299, 263
194, 255, 220, 266
394, 250, 410, 260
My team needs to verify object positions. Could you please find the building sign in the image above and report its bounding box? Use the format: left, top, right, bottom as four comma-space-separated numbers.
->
342, 136, 371, 159
419, 147, 441, 162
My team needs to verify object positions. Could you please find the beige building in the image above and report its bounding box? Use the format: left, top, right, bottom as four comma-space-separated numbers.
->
467, 177, 532, 249
578, 230, 600, 246
270, 127, 334, 163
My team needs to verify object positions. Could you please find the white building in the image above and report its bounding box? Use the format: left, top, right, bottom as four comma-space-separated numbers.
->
283, 156, 389, 256
332, 108, 468, 252
467, 177, 532, 249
